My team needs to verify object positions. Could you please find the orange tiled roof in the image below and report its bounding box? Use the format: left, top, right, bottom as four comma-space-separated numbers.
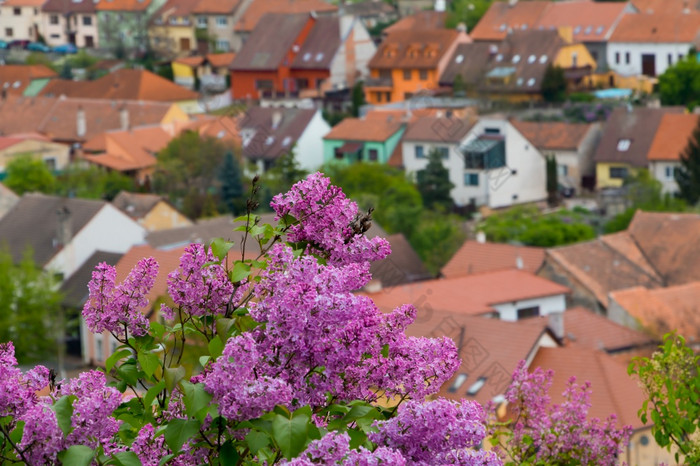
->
369, 29, 461, 70
193, 0, 241, 14
534, 1, 628, 43
83, 125, 172, 171
2, 0, 47, 6
235, 0, 336, 32
441, 240, 545, 278
0, 65, 57, 96
647, 113, 699, 161
97, 0, 151, 12
610, 12, 700, 43
511, 120, 592, 151
383, 10, 447, 34
470, 0, 550, 41
174, 56, 205, 67
206, 53, 236, 68
324, 116, 404, 142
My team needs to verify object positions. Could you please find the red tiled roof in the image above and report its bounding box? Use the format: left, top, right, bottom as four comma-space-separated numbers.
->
0, 65, 57, 96
234, 0, 336, 32
370, 29, 461, 70
534, 1, 628, 43
511, 120, 592, 151
83, 125, 172, 172
97, 0, 151, 12
470, 1, 550, 41
192, 0, 240, 14
610, 12, 700, 43
383, 10, 447, 34
324, 116, 404, 142
441, 240, 545, 278
647, 113, 699, 161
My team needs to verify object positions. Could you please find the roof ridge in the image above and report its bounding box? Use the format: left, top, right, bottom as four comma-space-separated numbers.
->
599, 232, 665, 286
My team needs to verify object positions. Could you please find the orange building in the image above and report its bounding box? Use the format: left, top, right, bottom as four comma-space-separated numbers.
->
364, 28, 470, 105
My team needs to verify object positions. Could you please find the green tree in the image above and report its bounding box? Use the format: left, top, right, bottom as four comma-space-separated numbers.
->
417, 149, 454, 210
4, 154, 56, 195
541, 65, 567, 103
445, 0, 492, 31
629, 333, 700, 463
545, 155, 559, 206
676, 117, 700, 205
259, 150, 308, 207
219, 151, 244, 214
409, 211, 466, 275
658, 55, 700, 109
0, 246, 62, 363
55, 164, 134, 200
351, 80, 366, 117
153, 130, 230, 218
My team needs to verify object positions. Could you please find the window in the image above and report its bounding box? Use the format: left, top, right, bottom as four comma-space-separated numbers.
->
668, 53, 673, 66
609, 166, 628, 179
512, 54, 520, 63
13, 7, 20, 15
419, 69, 428, 80
517, 306, 540, 319
625, 52, 630, 64
82, 15, 92, 26
679, 53, 685, 61
415, 145, 425, 158
615, 52, 620, 64
44, 158, 56, 171
334, 147, 343, 160
572, 52, 578, 67
557, 165, 568, 176
466, 377, 487, 396
617, 139, 631, 151
484, 127, 500, 134
665, 166, 680, 179
50, 33, 60, 39
403, 69, 411, 80
539, 55, 547, 64
573, 25, 581, 34
196, 16, 207, 28
464, 173, 479, 186
216, 39, 229, 52
437, 147, 449, 159
463, 138, 506, 169
527, 78, 535, 87
384, 91, 390, 102
5, 28, 12, 37
368, 149, 379, 161
255, 79, 273, 90
448, 374, 468, 393
50, 14, 59, 24
216, 16, 227, 27
584, 26, 592, 35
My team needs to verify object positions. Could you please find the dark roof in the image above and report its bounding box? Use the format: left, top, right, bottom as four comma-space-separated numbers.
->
111, 191, 166, 220
593, 107, 685, 166
291, 16, 340, 70
0, 194, 105, 267
342, 0, 396, 18
402, 116, 475, 143
61, 251, 123, 308
43, 0, 97, 13
369, 233, 431, 286
230, 13, 310, 71
369, 29, 460, 70
439, 42, 493, 86
239, 107, 316, 160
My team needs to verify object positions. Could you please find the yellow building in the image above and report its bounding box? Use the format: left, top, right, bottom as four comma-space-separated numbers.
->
149, 0, 197, 58
0, 135, 70, 174
112, 191, 192, 231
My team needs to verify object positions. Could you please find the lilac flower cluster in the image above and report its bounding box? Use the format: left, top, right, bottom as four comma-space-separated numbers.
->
0, 342, 48, 418
282, 432, 408, 465
271, 172, 391, 265
82, 257, 159, 338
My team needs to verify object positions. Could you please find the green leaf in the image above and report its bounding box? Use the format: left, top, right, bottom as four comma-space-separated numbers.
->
107, 451, 142, 466
230, 261, 251, 282
117, 361, 140, 387
245, 430, 270, 455
208, 336, 224, 359
164, 366, 186, 393
9, 420, 24, 445
150, 322, 165, 339
144, 380, 166, 410
138, 350, 161, 379
58, 445, 95, 466
52, 395, 76, 436
106, 349, 132, 374
181, 381, 213, 421
220, 440, 240, 466
199, 355, 211, 367
210, 238, 235, 260
381, 344, 389, 358
216, 318, 235, 339
271, 408, 312, 460
163, 418, 201, 454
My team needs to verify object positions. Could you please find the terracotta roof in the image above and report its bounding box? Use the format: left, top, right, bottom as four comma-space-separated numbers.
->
239, 107, 317, 160
40, 69, 199, 102
610, 283, 700, 341
364, 269, 569, 316
441, 240, 545, 278
383, 10, 446, 34
83, 125, 172, 171
96, 0, 151, 11
0, 65, 57, 96
406, 309, 552, 405
231, 13, 311, 71
369, 233, 431, 286
402, 115, 475, 143
42, 0, 96, 13
206, 53, 236, 68
470, 0, 550, 41
647, 113, 699, 161
0, 194, 105, 267
194, 116, 240, 145
343, 0, 395, 18
632, 0, 700, 14
234, 0, 337, 32
534, 1, 628, 43
61, 251, 123, 308
511, 120, 592, 151
2, 0, 46, 5
192, 0, 241, 14
370, 29, 461, 70
610, 12, 700, 43
292, 16, 340, 70
174, 56, 205, 68
593, 107, 684, 166
529, 346, 647, 429
151, 0, 198, 21
324, 116, 404, 142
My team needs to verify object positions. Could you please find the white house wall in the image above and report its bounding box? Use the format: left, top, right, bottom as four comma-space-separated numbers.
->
492, 294, 567, 322
47, 204, 146, 278
401, 139, 467, 204
294, 109, 331, 172
607, 42, 690, 76
330, 16, 376, 90
649, 160, 681, 195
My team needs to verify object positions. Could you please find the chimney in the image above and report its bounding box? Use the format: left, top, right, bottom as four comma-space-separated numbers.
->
271, 110, 282, 130
516, 254, 524, 270
76, 106, 86, 138
548, 312, 564, 340
120, 105, 130, 131
476, 231, 486, 243
56, 206, 72, 248
456, 22, 467, 33
508, 0, 517, 6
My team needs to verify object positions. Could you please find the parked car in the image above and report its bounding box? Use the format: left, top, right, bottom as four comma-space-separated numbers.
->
8, 40, 30, 49
52, 43, 77, 54
0, 40, 8, 50
26, 42, 51, 53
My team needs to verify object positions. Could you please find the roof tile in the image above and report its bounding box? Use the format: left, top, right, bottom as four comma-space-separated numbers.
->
441, 240, 545, 278
647, 113, 699, 161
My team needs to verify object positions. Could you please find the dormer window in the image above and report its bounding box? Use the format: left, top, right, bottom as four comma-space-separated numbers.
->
455, 54, 464, 64
467, 377, 487, 396
527, 78, 535, 87
496, 54, 503, 62
499, 23, 507, 31
617, 139, 631, 151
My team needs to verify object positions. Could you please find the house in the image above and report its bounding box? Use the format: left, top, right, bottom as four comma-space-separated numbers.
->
609, 282, 700, 341
0, 193, 146, 278
147, 214, 240, 249
395, 0, 434, 17
233, 0, 337, 44
230, 13, 375, 99
646, 113, 698, 195
0, 95, 188, 145
172, 53, 235, 91
365, 268, 569, 321
239, 106, 329, 173
540, 210, 700, 312
96, 0, 162, 56
323, 112, 406, 165
365, 28, 469, 104
0, 65, 57, 97
440, 237, 545, 278
112, 191, 192, 231
148, 0, 197, 57
0, 133, 70, 173
448, 115, 548, 208
341, 0, 398, 32
440, 29, 596, 102
593, 106, 684, 189
470, 0, 550, 42
191, 0, 245, 53
365, 224, 432, 289
511, 120, 601, 192
41, 0, 99, 48
607, 12, 700, 77
0, 0, 44, 43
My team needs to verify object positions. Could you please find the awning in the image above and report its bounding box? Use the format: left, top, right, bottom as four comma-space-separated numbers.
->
338, 142, 363, 153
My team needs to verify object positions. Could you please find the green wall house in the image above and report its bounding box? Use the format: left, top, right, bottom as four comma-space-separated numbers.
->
323, 117, 406, 165
97, 0, 166, 56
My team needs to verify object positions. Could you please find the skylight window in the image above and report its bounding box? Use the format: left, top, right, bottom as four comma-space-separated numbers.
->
517, 77, 524, 86
596, 25, 604, 34
499, 23, 507, 31
496, 54, 503, 62
467, 377, 487, 396
303, 52, 311, 61
584, 26, 592, 35
539, 55, 547, 64
12, 81, 20, 88
527, 78, 535, 86
512, 54, 521, 64
617, 139, 631, 151
315, 53, 324, 62
265, 136, 274, 146
455, 54, 464, 64
521, 24, 527, 30
574, 26, 581, 34
448, 374, 468, 393
282, 136, 292, 146
528, 54, 536, 64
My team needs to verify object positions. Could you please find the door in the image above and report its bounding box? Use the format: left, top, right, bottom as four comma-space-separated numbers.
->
179, 37, 191, 51
641, 54, 656, 77
84, 35, 94, 48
